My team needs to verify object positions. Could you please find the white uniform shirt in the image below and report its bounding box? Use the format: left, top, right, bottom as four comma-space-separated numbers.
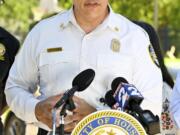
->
170, 72, 180, 128
5, 7, 162, 130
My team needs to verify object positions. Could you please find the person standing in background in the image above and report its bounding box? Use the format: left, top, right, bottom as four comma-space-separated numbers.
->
0, 26, 20, 134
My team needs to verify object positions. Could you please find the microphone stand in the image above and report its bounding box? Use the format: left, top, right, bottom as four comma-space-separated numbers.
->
56, 98, 76, 135
58, 103, 66, 135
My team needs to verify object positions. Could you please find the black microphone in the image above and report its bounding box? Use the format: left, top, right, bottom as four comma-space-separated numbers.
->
111, 77, 128, 92
129, 95, 160, 134
104, 90, 116, 107
54, 69, 95, 109
100, 77, 128, 107
104, 77, 144, 110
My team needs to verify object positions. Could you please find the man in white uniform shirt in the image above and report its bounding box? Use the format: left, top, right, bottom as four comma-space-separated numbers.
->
5, 0, 163, 134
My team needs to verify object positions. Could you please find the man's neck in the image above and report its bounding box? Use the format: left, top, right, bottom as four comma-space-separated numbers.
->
74, 8, 109, 34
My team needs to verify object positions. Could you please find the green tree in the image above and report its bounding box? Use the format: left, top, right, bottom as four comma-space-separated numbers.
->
58, 0, 72, 9
0, 0, 38, 41
109, 0, 180, 56
158, 0, 180, 55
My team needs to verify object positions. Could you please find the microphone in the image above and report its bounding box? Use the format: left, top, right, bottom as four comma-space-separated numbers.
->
104, 90, 116, 107
114, 82, 144, 111
104, 77, 160, 134
54, 69, 95, 109
111, 77, 128, 92
103, 77, 143, 111
100, 77, 128, 108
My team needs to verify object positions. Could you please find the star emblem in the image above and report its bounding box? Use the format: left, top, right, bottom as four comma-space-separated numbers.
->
107, 129, 116, 135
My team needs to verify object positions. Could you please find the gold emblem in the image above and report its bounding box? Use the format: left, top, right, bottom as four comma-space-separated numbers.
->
72, 110, 147, 135
0, 43, 6, 56
111, 39, 120, 52
114, 27, 119, 32
107, 129, 117, 135
0, 43, 6, 61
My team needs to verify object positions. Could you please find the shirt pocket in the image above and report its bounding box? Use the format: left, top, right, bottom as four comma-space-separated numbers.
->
39, 51, 76, 66
38, 51, 79, 93
97, 54, 133, 81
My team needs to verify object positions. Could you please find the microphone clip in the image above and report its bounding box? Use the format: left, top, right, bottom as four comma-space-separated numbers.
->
99, 97, 106, 105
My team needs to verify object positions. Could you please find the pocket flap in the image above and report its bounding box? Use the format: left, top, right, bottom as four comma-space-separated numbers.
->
39, 52, 77, 67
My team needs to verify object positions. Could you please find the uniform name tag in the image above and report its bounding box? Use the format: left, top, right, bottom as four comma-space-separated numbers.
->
47, 47, 63, 53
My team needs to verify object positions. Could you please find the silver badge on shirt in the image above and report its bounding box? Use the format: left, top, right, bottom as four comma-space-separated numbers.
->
111, 39, 120, 52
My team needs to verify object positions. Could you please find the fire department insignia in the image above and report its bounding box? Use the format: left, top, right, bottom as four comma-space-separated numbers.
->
148, 44, 159, 67
72, 110, 146, 135
0, 43, 6, 61
111, 39, 120, 52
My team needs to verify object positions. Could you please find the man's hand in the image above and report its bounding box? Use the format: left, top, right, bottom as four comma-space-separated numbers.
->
64, 96, 96, 132
35, 94, 63, 129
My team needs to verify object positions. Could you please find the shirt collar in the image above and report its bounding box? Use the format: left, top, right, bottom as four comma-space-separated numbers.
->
60, 7, 78, 28
61, 5, 121, 33
106, 6, 121, 32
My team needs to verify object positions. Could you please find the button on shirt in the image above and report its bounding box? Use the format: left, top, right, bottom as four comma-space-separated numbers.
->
170, 72, 180, 128
5, 7, 162, 130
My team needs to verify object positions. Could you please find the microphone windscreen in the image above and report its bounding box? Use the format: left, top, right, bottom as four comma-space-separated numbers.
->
111, 77, 128, 91
72, 69, 95, 91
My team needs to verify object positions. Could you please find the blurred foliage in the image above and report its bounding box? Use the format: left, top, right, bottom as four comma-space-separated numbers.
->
0, 0, 38, 40
109, 0, 180, 56
0, 0, 180, 56
165, 57, 180, 68
59, 0, 72, 9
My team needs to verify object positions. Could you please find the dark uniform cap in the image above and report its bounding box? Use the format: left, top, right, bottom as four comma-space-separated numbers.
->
0, 27, 20, 114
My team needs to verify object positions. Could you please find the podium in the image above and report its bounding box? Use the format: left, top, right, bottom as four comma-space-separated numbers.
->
71, 110, 147, 135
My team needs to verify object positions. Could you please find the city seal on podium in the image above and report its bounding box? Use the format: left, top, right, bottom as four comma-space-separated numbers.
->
71, 110, 147, 135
